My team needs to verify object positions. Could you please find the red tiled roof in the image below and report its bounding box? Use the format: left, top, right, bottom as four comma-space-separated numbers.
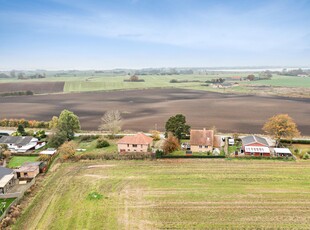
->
190, 129, 214, 146
117, 133, 153, 145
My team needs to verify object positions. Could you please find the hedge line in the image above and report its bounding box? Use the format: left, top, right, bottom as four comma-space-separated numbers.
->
280, 139, 310, 144
160, 155, 225, 159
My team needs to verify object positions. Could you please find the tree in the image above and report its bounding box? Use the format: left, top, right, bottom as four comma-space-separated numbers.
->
263, 114, 300, 147
49, 116, 58, 129
17, 124, 26, 136
149, 130, 161, 141
58, 141, 77, 160
162, 133, 180, 154
99, 110, 122, 138
57, 110, 80, 140
130, 75, 139, 81
165, 114, 190, 140
48, 130, 67, 148
247, 74, 255, 81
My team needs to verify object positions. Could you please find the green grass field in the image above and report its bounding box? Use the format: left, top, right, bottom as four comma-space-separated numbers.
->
13, 160, 310, 229
75, 139, 118, 155
8, 156, 38, 168
1, 73, 310, 97
0, 198, 16, 215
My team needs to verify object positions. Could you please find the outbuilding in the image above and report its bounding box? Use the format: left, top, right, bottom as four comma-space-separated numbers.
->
0, 167, 16, 194
273, 148, 293, 157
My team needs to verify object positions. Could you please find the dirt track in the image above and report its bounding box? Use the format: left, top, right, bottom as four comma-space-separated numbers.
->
0, 88, 309, 134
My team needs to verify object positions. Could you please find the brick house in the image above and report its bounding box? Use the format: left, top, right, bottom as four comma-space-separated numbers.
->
190, 129, 214, 152
117, 133, 153, 153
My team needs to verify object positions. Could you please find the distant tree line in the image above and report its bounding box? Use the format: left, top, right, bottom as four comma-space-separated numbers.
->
0, 118, 49, 128
0, 91, 34, 97
124, 75, 145, 82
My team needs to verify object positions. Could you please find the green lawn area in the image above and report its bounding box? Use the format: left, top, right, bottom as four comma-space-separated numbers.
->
13, 160, 310, 229
74, 138, 118, 155
240, 75, 310, 88
8, 156, 38, 168
0, 198, 16, 215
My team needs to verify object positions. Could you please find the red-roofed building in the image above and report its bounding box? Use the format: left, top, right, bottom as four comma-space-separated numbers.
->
190, 128, 214, 152
117, 133, 153, 153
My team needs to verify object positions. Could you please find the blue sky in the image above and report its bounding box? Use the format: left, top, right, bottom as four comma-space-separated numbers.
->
0, 0, 310, 70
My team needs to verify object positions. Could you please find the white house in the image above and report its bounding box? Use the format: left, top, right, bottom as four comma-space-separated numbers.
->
0, 136, 44, 153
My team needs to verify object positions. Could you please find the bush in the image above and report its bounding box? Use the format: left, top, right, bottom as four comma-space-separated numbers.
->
96, 139, 110, 148
162, 133, 180, 154
48, 130, 67, 148
303, 153, 309, 160
58, 141, 77, 160
150, 130, 161, 141
34, 130, 46, 140
280, 139, 310, 144
80, 135, 100, 142
38, 154, 51, 162
155, 149, 164, 158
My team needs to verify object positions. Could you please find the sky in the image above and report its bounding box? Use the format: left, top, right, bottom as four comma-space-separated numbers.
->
0, 0, 310, 70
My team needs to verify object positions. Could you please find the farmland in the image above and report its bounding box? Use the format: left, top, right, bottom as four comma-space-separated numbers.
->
0, 74, 310, 97
0, 88, 309, 135
0, 82, 64, 94
13, 160, 310, 229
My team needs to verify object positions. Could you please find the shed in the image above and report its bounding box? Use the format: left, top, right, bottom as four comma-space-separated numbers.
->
273, 148, 292, 157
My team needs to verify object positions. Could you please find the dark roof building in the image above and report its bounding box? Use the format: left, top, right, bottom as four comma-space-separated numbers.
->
0, 136, 33, 146
241, 135, 269, 147
0, 167, 14, 179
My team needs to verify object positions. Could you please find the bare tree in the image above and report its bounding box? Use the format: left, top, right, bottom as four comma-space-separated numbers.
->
99, 110, 122, 137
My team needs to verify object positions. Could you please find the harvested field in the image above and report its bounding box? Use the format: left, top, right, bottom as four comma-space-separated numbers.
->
13, 160, 310, 229
0, 88, 309, 135
0, 82, 64, 94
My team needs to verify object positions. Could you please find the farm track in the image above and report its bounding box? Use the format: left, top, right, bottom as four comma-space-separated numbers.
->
1, 88, 310, 135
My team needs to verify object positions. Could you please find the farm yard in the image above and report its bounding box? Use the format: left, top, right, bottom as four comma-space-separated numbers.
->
13, 159, 310, 229
0, 88, 309, 135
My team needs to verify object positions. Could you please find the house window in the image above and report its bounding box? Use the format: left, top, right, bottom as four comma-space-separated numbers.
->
205, 146, 208, 148
199, 145, 202, 148
133, 144, 137, 147
127, 144, 129, 147
24, 172, 28, 177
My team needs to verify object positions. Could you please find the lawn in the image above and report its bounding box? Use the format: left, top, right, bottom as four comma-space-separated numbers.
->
13, 160, 310, 229
0, 198, 16, 215
8, 156, 38, 168
74, 138, 118, 155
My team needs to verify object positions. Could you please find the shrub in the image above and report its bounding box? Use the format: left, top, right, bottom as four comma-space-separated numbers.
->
80, 135, 100, 142
163, 133, 180, 154
48, 130, 67, 148
150, 130, 160, 141
96, 139, 110, 148
34, 130, 46, 140
303, 153, 310, 160
38, 154, 51, 162
155, 149, 164, 158
58, 141, 77, 160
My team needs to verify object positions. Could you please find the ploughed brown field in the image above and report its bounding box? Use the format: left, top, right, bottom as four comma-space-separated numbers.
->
0, 88, 309, 135
0, 82, 64, 94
